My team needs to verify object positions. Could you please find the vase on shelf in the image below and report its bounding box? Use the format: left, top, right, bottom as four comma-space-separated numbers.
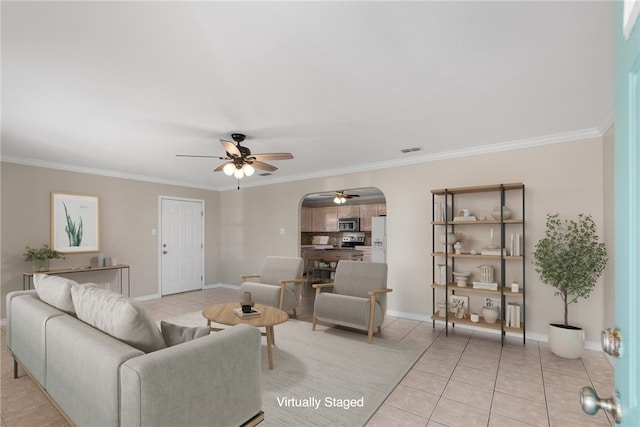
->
491, 206, 512, 220
34, 258, 50, 272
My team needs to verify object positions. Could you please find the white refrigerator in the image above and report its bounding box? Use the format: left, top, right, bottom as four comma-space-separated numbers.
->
371, 216, 387, 263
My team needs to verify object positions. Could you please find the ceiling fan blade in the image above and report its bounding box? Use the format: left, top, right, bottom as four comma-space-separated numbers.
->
213, 162, 233, 172
220, 139, 241, 157
176, 154, 226, 159
250, 153, 294, 161
251, 160, 278, 172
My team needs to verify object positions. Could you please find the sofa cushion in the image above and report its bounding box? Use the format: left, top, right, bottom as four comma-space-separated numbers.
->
71, 286, 166, 353
160, 321, 210, 347
33, 274, 79, 314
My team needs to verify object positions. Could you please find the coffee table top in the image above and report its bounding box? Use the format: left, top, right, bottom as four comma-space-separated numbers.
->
202, 303, 288, 328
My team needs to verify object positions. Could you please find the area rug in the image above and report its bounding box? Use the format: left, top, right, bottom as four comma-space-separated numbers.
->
163, 311, 425, 426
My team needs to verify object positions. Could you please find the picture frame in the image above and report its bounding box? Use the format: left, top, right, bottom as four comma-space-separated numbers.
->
51, 192, 100, 253
449, 295, 468, 313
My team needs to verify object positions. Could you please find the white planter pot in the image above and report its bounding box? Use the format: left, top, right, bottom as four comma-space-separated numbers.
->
548, 323, 585, 359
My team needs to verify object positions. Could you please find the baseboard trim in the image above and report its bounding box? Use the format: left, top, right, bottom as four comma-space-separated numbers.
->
389, 310, 602, 350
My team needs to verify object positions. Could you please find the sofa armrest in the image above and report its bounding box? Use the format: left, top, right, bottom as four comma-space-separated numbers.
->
120, 323, 262, 427
5, 290, 39, 351
240, 274, 261, 281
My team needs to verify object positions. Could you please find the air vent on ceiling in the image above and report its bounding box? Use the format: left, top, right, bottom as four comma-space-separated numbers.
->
259, 173, 273, 177
400, 146, 423, 154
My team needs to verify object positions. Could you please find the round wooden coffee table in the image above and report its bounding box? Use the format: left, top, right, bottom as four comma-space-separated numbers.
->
202, 303, 288, 369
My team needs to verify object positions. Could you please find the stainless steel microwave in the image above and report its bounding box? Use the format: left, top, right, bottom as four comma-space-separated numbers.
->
337, 217, 360, 231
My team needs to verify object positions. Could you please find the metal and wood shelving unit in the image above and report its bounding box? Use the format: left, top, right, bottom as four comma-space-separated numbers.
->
430, 183, 525, 345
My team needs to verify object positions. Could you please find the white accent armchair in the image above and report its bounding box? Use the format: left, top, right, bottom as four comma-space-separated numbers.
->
312, 261, 391, 343
239, 256, 305, 316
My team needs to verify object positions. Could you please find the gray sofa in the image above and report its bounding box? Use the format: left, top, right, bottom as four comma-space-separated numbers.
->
7, 287, 264, 427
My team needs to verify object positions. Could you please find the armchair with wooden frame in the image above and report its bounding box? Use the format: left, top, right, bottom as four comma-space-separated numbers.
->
312, 261, 391, 343
238, 256, 306, 316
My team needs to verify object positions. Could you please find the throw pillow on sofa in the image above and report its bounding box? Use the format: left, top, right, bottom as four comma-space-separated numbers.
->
160, 321, 210, 346
71, 286, 167, 353
33, 274, 80, 314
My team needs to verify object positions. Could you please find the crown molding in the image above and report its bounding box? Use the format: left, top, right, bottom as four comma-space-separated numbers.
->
0, 155, 218, 191
226, 126, 605, 191
2, 126, 605, 192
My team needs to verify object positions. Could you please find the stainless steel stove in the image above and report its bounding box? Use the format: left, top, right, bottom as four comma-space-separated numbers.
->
341, 232, 365, 248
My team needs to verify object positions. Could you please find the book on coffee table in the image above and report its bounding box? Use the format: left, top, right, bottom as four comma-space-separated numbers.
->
233, 307, 261, 318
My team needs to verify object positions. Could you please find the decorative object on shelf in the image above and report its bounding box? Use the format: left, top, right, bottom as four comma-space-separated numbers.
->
478, 265, 494, 283
454, 232, 467, 253
439, 232, 456, 253
241, 291, 255, 313
449, 295, 468, 314
455, 306, 467, 319
453, 271, 470, 287
437, 264, 448, 285
437, 300, 448, 317
51, 193, 100, 253
482, 305, 499, 323
23, 244, 66, 272
470, 313, 480, 323
511, 282, 520, 293
484, 297, 501, 316
533, 213, 608, 359
491, 205, 512, 220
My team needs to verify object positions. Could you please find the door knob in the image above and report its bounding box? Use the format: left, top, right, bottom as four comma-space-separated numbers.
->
601, 327, 622, 358
163, 251, 168, 255
580, 387, 621, 423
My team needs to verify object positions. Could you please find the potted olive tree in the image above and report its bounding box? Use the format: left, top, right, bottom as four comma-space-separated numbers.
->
533, 213, 608, 358
24, 244, 66, 272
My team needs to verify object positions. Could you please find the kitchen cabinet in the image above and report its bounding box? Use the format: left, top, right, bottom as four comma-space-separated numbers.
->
338, 205, 360, 218
431, 183, 525, 346
312, 206, 338, 232
301, 207, 313, 232
359, 203, 385, 231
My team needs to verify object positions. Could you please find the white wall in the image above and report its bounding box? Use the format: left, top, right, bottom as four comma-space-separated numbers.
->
218, 136, 609, 343
0, 163, 220, 316
1, 136, 611, 344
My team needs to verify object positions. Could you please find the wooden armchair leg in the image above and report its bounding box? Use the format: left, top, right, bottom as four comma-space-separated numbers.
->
368, 295, 377, 344
312, 314, 317, 331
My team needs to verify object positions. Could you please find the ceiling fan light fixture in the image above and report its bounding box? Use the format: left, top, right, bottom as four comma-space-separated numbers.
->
233, 167, 245, 179
243, 164, 255, 177
223, 163, 235, 176
334, 196, 347, 204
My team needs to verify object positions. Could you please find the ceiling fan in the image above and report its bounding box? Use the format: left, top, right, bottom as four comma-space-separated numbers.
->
318, 190, 360, 204
176, 133, 293, 183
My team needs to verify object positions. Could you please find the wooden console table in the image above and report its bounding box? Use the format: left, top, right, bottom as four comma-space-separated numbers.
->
23, 264, 131, 296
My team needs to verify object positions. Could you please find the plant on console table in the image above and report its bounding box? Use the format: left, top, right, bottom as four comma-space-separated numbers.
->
533, 213, 607, 359
24, 244, 66, 272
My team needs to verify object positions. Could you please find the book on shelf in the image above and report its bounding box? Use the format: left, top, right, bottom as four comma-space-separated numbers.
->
472, 281, 498, 290
480, 248, 507, 256
453, 216, 477, 222
233, 307, 261, 318
510, 234, 522, 256
506, 303, 521, 328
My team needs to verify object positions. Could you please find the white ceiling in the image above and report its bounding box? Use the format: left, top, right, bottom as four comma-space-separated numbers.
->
1, 1, 614, 191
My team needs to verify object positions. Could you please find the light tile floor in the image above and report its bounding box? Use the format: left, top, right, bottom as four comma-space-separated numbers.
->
1, 287, 615, 427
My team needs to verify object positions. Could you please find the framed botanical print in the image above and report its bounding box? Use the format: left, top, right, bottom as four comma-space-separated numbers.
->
51, 192, 100, 253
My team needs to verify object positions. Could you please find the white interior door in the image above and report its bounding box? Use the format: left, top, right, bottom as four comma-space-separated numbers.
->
160, 197, 204, 295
